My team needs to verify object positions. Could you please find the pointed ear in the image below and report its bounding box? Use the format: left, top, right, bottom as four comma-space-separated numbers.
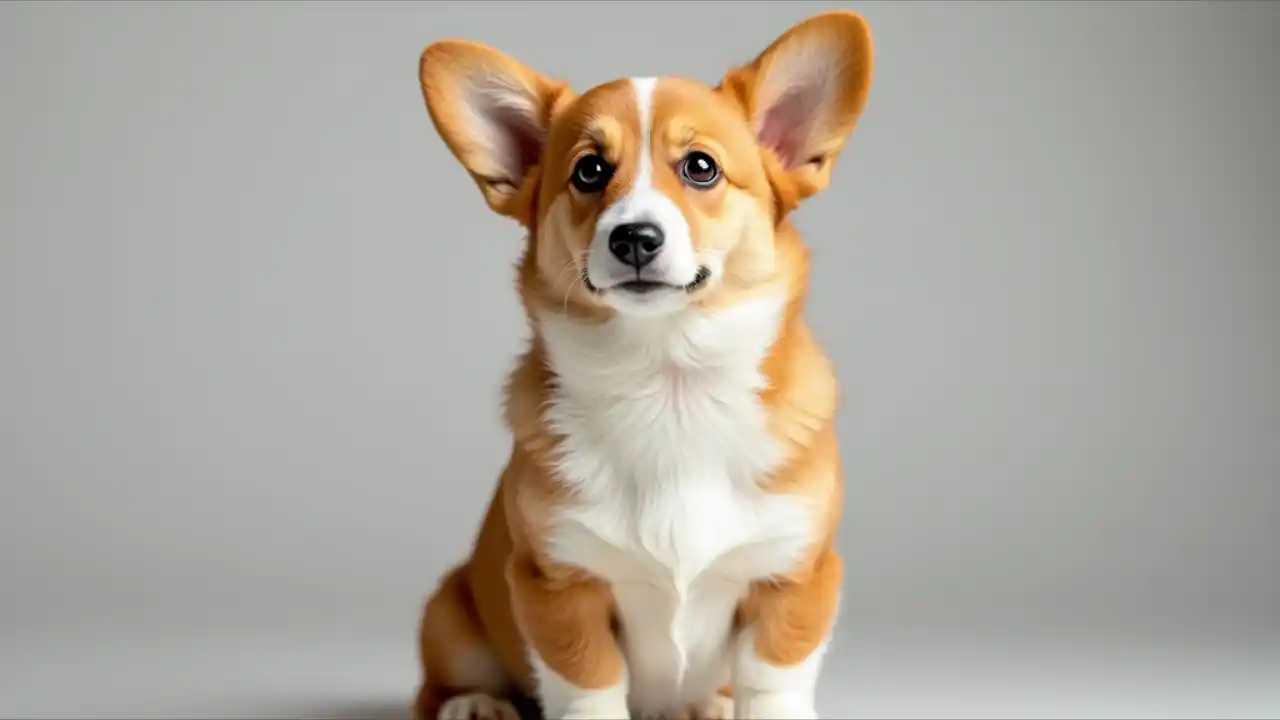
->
719, 11, 874, 207
418, 40, 574, 224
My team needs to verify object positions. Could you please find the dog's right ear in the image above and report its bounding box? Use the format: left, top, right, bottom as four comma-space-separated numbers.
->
419, 41, 574, 224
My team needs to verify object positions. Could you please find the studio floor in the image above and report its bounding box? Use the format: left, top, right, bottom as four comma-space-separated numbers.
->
4, 620, 1278, 719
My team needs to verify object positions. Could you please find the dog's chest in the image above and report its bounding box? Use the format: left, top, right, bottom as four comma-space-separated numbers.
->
551, 464, 812, 708
535, 298, 816, 705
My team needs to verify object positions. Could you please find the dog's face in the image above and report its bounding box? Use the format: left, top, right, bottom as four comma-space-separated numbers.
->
419, 11, 873, 317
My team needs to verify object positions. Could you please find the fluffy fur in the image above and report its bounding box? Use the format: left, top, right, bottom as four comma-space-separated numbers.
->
413, 11, 874, 720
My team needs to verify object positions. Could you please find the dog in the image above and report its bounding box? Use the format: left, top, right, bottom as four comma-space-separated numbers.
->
413, 10, 874, 720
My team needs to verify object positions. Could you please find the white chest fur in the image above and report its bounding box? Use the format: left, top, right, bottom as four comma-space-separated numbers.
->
535, 295, 817, 712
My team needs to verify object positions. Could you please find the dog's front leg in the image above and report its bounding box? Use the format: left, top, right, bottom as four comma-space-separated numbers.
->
508, 553, 629, 719
732, 546, 842, 720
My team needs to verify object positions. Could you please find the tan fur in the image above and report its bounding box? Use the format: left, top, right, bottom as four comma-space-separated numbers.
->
413, 10, 873, 718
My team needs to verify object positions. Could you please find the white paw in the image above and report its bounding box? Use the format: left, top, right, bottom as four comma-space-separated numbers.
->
668, 694, 733, 720
560, 709, 629, 720
437, 693, 520, 720
733, 691, 815, 720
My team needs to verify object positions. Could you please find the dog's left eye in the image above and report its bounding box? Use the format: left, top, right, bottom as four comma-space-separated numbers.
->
572, 154, 614, 193
679, 151, 721, 189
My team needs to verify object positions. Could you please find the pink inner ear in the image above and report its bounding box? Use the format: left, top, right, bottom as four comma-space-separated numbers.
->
481, 99, 545, 184
757, 83, 824, 170
465, 72, 547, 186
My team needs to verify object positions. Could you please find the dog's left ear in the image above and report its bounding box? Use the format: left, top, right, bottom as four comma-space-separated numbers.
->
719, 11, 874, 211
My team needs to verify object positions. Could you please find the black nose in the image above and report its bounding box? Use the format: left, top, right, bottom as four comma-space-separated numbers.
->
607, 222, 664, 269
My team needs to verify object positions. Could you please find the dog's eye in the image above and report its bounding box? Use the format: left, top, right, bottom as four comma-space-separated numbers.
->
571, 154, 613, 193
679, 151, 721, 189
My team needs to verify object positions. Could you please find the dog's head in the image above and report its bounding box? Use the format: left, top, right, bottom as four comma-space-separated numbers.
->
418, 11, 873, 318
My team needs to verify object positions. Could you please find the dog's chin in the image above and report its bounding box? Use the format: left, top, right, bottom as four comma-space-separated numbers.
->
605, 284, 691, 316
585, 268, 712, 317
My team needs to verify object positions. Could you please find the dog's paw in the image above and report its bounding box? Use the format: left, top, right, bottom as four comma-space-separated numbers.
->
732, 691, 815, 720
437, 693, 521, 720
668, 694, 733, 720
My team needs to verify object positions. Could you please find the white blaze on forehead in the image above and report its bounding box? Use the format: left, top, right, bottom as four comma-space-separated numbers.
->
601, 76, 673, 223
586, 77, 699, 301
631, 76, 658, 191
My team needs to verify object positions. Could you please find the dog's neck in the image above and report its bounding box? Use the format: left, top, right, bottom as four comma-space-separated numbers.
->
530, 293, 792, 494
536, 293, 789, 395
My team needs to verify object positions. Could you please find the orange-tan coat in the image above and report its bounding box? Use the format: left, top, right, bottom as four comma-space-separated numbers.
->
413, 11, 874, 720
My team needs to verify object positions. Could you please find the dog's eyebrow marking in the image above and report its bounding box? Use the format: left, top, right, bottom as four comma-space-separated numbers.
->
674, 123, 697, 150
582, 116, 625, 162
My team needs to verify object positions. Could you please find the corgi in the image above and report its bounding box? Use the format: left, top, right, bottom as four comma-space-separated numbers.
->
413, 10, 873, 720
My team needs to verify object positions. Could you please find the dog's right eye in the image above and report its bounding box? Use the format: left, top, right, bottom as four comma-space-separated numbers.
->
571, 154, 613, 193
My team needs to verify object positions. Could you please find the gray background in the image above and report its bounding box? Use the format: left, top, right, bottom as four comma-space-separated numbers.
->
2, 1, 1277, 718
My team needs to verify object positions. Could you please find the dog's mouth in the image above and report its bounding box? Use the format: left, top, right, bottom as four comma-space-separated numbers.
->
615, 280, 669, 295
583, 267, 712, 295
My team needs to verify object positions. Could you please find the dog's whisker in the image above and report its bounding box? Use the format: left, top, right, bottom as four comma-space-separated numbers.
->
562, 268, 586, 312
554, 258, 580, 287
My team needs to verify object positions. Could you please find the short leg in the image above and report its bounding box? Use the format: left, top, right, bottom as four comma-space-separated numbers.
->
732, 548, 842, 719
671, 689, 734, 720
415, 566, 522, 720
507, 554, 630, 719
